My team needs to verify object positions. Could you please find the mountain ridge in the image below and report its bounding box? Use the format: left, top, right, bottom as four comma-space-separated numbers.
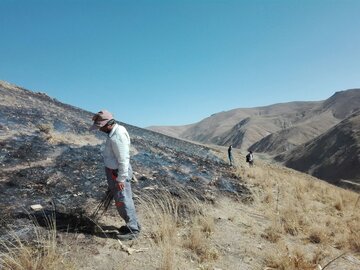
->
149, 88, 360, 187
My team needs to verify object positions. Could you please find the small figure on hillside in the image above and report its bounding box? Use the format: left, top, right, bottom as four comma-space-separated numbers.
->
246, 151, 254, 167
90, 110, 141, 240
228, 145, 233, 166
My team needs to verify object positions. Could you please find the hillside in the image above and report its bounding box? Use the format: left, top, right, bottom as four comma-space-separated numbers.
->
0, 80, 247, 217
0, 81, 359, 270
150, 101, 323, 151
150, 90, 360, 153
149, 89, 360, 187
276, 110, 360, 189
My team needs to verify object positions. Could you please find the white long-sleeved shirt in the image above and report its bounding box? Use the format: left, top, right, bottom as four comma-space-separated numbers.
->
103, 124, 130, 183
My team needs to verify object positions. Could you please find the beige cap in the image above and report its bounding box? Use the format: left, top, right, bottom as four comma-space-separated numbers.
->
90, 110, 113, 130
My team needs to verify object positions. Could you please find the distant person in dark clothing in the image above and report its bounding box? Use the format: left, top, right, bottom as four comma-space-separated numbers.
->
228, 145, 233, 166
246, 151, 254, 166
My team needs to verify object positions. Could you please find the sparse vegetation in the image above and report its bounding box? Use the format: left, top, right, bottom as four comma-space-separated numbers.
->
36, 122, 100, 146
183, 216, 218, 263
263, 242, 323, 270
0, 219, 74, 270
135, 187, 221, 269
307, 225, 327, 244
37, 123, 53, 134
230, 150, 360, 269
261, 221, 282, 243
46, 132, 101, 146
137, 188, 215, 269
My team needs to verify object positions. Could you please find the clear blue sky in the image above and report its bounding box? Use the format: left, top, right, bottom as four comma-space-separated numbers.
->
1, 0, 360, 127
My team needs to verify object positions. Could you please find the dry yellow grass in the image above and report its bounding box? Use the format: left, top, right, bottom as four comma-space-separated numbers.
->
37, 123, 101, 146
264, 242, 326, 270
4, 146, 358, 269
198, 216, 215, 235
138, 191, 182, 269
47, 132, 101, 146
0, 219, 74, 270
307, 225, 327, 244
261, 217, 282, 243
225, 150, 360, 268
182, 215, 218, 263
137, 188, 217, 269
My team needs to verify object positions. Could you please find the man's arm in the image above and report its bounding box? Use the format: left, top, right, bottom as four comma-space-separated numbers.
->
110, 132, 130, 184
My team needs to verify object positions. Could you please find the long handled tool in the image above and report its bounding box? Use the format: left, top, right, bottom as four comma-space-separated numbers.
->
90, 190, 113, 220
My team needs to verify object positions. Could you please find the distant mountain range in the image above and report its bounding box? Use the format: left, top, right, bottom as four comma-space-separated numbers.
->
149, 89, 360, 188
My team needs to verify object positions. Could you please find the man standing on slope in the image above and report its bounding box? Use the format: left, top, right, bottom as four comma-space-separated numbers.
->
246, 150, 254, 167
228, 145, 233, 166
91, 110, 140, 240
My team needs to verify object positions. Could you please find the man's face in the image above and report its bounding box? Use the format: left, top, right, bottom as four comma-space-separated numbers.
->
99, 124, 113, 134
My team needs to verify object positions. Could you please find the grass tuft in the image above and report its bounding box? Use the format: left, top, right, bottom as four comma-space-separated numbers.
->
0, 217, 74, 270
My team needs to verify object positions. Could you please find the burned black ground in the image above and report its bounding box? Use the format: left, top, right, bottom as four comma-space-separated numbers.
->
0, 83, 252, 239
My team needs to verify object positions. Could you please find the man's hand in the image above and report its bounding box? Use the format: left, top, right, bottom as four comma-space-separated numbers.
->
116, 182, 125, 191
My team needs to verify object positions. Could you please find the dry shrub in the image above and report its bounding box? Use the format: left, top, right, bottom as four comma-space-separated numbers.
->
37, 123, 53, 134
264, 242, 319, 270
311, 247, 329, 265
138, 188, 202, 269
333, 192, 344, 211
294, 181, 307, 201
47, 132, 100, 146
247, 172, 256, 180
262, 190, 274, 205
332, 220, 350, 250
261, 225, 281, 243
307, 225, 327, 244
159, 242, 175, 270
184, 230, 219, 263
200, 246, 219, 263
326, 196, 360, 252
152, 214, 178, 245
280, 208, 303, 236
198, 216, 215, 235
317, 186, 335, 206
347, 215, 360, 253
184, 226, 203, 252
247, 166, 271, 187
348, 232, 360, 253
196, 263, 215, 270
0, 220, 74, 270
183, 218, 219, 263
338, 190, 358, 210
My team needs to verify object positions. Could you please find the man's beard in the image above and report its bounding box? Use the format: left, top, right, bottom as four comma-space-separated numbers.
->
101, 129, 111, 134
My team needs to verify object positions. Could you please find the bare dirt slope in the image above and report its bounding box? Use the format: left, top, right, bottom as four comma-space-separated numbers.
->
249, 110, 339, 155
149, 101, 323, 151
147, 124, 191, 139
1, 81, 359, 270
150, 90, 360, 154
276, 110, 360, 189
